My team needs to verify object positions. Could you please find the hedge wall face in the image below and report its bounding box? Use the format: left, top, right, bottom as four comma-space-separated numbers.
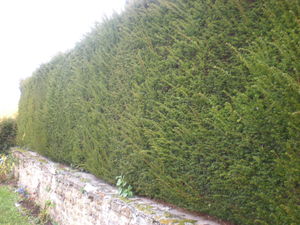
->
17, 0, 300, 224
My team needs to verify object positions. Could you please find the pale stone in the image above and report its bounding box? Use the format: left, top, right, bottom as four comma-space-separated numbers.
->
83, 183, 98, 193
12, 148, 221, 225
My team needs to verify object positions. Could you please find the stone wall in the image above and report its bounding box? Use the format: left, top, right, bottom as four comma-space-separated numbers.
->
12, 148, 220, 225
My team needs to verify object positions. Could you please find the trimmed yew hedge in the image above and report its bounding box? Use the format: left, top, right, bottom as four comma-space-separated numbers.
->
17, 0, 300, 224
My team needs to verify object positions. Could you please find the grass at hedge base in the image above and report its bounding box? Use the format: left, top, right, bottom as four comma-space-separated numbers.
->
0, 186, 31, 225
17, 0, 300, 224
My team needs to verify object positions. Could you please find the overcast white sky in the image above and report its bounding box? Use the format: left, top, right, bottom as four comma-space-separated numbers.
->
0, 0, 126, 117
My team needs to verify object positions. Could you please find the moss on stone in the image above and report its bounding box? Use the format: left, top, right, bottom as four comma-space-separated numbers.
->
136, 204, 155, 214
159, 218, 197, 225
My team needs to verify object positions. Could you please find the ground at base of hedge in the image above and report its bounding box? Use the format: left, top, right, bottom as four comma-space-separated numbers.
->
0, 184, 32, 225
0, 182, 54, 225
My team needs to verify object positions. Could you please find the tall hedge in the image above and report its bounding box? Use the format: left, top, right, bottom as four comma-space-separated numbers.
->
17, 0, 300, 224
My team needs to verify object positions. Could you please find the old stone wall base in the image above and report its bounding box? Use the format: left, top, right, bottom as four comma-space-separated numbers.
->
12, 148, 220, 225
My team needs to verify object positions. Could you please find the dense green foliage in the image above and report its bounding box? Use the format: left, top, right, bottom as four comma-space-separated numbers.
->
0, 118, 17, 152
17, 0, 300, 224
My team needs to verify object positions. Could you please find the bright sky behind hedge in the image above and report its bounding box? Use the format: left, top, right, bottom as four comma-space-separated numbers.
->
0, 0, 125, 117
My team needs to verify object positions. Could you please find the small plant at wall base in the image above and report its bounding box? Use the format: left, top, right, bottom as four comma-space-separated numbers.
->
36, 200, 55, 225
116, 175, 133, 198
16, 187, 29, 199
